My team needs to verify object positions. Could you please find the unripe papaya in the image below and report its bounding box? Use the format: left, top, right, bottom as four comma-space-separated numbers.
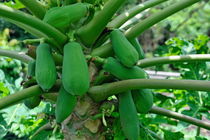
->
129, 38, 145, 60
103, 57, 148, 80
103, 57, 153, 114
35, 43, 57, 91
119, 91, 139, 140
132, 89, 153, 113
24, 96, 41, 109
62, 42, 90, 96
27, 60, 36, 78
55, 86, 77, 123
43, 3, 88, 32
110, 29, 139, 67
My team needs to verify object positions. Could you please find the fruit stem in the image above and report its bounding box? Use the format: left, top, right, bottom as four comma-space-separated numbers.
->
0, 49, 33, 63
125, 0, 201, 39
108, 0, 169, 28
138, 54, 210, 68
0, 81, 61, 110
0, 4, 67, 49
88, 79, 210, 102
150, 106, 210, 130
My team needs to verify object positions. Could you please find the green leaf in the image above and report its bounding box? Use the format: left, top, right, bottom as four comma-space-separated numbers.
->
31, 130, 52, 140
195, 136, 208, 140
4, 0, 25, 9
0, 82, 9, 98
0, 124, 7, 139
163, 130, 184, 140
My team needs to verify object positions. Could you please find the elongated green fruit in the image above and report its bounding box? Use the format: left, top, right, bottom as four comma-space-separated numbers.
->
27, 60, 36, 77
103, 57, 153, 113
24, 95, 41, 109
35, 43, 57, 91
103, 57, 148, 80
110, 29, 139, 67
62, 42, 89, 96
119, 91, 139, 140
0, 4, 67, 48
43, 3, 88, 32
129, 38, 145, 60
55, 86, 77, 123
132, 89, 153, 113
76, 0, 126, 46
129, 39, 153, 113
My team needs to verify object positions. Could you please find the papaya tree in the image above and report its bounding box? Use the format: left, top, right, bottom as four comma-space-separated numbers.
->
0, 0, 209, 139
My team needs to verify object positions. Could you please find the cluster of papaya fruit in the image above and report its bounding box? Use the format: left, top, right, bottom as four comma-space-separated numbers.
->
24, 2, 153, 139
26, 41, 89, 123
24, 3, 90, 123
103, 29, 154, 140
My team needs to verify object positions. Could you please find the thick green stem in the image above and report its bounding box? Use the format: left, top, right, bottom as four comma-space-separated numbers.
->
86, 55, 106, 64
23, 38, 45, 44
108, 0, 169, 28
76, 0, 126, 46
0, 85, 42, 109
88, 79, 210, 102
150, 106, 210, 130
138, 54, 210, 68
125, 0, 201, 39
0, 4, 67, 49
0, 49, 33, 63
91, 42, 113, 58
0, 81, 61, 110
18, 0, 46, 19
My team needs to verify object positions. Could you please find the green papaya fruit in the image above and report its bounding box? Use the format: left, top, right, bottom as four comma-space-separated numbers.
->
103, 57, 153, 113
55, 86, 77, 123
62, 42, 90, 96
110, 29, 139, 67
24, 96, 41, 109
119, 91, 139, 140
35, 43, 57, 91
103, 57, 148, 80
129, 38, 145, 60
27, 60, 36, 77
132, 89, 153, 113
43, 3, 88, 32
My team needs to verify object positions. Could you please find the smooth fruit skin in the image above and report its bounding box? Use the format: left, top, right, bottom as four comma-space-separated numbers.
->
110, 29, 139, 67
103, 57, 153, 113
24, 96, 41, 109
43, 3, 88, 32
35, 43, 57, 91
132, 89, 153, 113
119, 91, 139, 140
103, 57, 148, 80
62, 42, 90, 96
55, 86, 76, 123
129, 38, 145, 60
